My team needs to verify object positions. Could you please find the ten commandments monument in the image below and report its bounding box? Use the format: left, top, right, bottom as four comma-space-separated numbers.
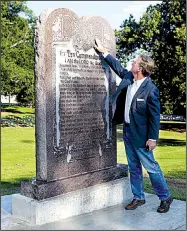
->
12, 8, 131, 225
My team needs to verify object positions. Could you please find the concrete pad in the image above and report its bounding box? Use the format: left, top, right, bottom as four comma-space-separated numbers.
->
1, 193, 186, 230
175, 225, 186, 230
12, 178, 133, 225
1, 208, 12, 230
1, 207, 28, 230
1, 195, 12, 214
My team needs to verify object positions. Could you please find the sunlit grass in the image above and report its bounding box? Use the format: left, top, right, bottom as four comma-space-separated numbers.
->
1, 125, 186, 200
117, 125, 186, 179
2, 127, 35, 195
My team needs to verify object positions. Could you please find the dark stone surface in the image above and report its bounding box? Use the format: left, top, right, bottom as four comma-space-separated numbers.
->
21, 8, 123, 200
21, 164, 128, 200
34, 8, 117, 181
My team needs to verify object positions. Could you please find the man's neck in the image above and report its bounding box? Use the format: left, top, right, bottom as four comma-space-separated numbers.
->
133, 73, 145, 81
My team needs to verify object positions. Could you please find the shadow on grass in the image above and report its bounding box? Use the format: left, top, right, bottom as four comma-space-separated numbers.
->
1, 181, 21, 188
117, 128, 186, 146
157, 139, 186, 146
1, 177, 34, 187
164, 170, 186, 179
1, 108, 34, 114
117, 124, 186, 134
21, 140, 34, 143
1, 177, 35, 196
1, 106, 34, 115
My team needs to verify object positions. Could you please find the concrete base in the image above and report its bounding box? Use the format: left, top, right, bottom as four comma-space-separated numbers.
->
12, 177, 133, 226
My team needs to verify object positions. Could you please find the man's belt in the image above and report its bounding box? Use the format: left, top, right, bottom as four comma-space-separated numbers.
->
124, 122, 130, 127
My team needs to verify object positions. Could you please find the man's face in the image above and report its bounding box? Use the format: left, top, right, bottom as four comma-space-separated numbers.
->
131, 57, 141, 74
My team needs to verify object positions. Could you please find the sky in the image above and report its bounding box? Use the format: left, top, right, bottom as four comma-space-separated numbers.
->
27, 1, 162, 30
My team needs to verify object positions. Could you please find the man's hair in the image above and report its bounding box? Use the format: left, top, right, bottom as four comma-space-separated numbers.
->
139, 55, 155, 76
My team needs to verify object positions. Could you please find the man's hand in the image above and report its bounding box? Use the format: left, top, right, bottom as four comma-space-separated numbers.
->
94, 38, 107, 53
146, 140, 157, 151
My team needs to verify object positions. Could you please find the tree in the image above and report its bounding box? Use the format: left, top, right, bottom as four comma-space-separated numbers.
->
115, 0, 186, 116
1, 1, 36, 106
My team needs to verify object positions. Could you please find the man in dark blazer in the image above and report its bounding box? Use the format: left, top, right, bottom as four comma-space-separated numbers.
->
94, 39, 173, 213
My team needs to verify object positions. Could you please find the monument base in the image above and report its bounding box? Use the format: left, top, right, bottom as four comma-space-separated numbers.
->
20, 164, 128, 200
12, 177, 133, 226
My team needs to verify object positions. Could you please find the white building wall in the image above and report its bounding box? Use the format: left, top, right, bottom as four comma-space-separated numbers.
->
1, 95, 18, 104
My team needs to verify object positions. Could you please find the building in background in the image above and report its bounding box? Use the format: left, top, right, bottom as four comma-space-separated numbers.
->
1, 95, 18, 105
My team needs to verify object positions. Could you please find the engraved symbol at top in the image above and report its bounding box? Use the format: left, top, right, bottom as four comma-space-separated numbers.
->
52, 14, 77, 42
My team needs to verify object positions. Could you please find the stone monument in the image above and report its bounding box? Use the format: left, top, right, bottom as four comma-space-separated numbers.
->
12, 8, 132, 225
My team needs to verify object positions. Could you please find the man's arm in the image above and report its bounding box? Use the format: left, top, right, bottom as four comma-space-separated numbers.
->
147, 87, 160, 141
104, 54, 131, 80
145, 87, 160, 151
94, 38, 133, 80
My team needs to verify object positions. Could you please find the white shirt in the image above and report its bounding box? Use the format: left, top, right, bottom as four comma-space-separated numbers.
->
103, 52, 109, 58
125, 78, 147, 123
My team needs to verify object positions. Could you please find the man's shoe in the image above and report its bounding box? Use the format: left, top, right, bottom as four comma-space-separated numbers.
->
157, 195, 173, 213
125, 199, 146, 210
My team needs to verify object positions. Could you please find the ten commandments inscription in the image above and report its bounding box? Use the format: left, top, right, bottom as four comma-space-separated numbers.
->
54, 46, 110, 162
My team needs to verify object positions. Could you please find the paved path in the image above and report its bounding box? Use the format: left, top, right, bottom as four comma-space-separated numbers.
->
1, 193, 186, 230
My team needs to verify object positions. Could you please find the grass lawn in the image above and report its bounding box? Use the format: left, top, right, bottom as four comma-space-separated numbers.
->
1, 127, 35, 195
1, 124, 186, 200
1, 105, 34, 118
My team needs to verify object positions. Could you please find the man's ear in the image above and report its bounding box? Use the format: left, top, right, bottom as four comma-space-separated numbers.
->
138, 66, 142, 72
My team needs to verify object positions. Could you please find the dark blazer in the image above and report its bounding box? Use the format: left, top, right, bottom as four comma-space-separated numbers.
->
105, 54, 160, 148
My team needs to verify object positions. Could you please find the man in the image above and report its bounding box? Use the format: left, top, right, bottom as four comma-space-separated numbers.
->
94, 38, 173, 213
